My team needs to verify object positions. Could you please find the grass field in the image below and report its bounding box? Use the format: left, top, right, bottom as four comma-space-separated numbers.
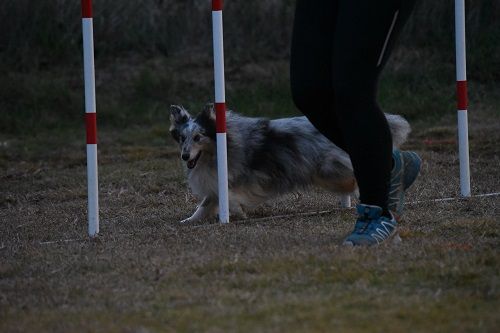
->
0, 1, 499, 329
0, 51, 499, 332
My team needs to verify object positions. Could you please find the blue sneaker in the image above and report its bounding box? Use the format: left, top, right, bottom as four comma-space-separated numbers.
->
343, 204, 399, 246
388, 150, 422, 218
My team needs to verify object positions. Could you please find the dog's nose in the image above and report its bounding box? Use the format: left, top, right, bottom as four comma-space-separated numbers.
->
182, 153, 190, 161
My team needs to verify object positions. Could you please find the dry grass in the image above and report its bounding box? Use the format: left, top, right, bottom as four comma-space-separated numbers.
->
1, 91, 499, 332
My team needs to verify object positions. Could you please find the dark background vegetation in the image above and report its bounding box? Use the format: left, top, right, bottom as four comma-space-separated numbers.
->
0, 0, 499, 135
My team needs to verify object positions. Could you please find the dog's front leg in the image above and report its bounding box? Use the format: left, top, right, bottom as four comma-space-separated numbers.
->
180, 196, 218, 223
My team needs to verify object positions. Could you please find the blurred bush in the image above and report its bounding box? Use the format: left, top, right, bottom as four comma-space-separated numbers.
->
0, 0, 498, 135
0, 0, 498, 80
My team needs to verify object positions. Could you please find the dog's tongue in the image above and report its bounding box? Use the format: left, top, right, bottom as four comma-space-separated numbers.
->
187, 158, 198, 169
186, 152, 201, 169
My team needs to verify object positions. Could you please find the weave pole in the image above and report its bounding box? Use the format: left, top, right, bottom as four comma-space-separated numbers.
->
340, 195, 351, 208
212, 0, 230, 223
81, 0, 99, 236
455, 0, 471, 197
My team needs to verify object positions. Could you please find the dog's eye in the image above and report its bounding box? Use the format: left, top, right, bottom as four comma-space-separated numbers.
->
194, 135, 201, 142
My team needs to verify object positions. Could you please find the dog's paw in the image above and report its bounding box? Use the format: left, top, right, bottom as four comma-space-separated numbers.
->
231, 211, 247, 220
179, 217, 193, 224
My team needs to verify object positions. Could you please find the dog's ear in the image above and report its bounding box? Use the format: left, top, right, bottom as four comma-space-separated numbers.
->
169, 105, 190, 143
169, 127, 180, 143
170, 105, 191, 125
202, 103, 216, 122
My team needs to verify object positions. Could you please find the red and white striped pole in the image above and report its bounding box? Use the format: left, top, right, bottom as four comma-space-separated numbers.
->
82, 0, 99, 236
212, 0, 230, 223
455, 0, 471, 197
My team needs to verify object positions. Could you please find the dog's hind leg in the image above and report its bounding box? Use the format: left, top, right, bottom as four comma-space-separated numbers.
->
315, 157, 357, 194
180, 196, 218, 223
229, 202, 247, 220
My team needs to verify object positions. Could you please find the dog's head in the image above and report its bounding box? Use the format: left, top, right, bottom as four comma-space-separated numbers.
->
169, 104, 217, 169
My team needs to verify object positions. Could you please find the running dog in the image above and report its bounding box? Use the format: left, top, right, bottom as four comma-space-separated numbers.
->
169, 104, 410, 223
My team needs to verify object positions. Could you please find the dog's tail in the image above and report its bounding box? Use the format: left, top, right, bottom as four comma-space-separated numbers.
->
386, 114, 411, 148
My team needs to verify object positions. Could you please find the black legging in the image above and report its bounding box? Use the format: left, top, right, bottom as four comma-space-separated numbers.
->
290, 0, 415, 212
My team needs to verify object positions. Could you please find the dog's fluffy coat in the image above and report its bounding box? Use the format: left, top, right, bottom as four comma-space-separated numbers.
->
169, 104, 410, 223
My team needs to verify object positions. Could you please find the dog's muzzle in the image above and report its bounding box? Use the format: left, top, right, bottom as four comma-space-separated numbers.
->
187, 152, 202, 169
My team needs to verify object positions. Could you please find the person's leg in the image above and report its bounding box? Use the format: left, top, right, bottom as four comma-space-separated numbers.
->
331, 0, 416, 215
290, 0, 419, 245
334, 0, 418, 246
290, 0, 346, 150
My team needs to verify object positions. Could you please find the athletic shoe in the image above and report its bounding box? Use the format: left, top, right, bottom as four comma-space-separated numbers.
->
343, 204, 399, 246
402, 151, 422, 191
388, 150, 422, 218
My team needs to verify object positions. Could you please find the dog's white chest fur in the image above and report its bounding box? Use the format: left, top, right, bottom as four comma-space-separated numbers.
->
187, 156, 218, 198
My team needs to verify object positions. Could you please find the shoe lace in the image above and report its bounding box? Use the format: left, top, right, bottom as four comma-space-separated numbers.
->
355, 215, 372, 234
